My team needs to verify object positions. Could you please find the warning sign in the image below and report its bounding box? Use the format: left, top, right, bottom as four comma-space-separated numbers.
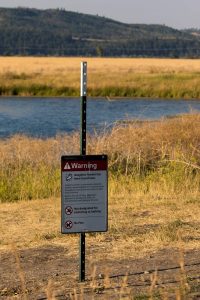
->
61, 155, 108, 233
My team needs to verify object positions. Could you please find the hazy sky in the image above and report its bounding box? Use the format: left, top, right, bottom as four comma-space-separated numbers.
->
0, 0, 199, 29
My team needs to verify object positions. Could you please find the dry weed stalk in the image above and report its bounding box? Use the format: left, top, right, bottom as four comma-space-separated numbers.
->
45, 279, 56, 300
90, 265, 97, 291
11, 244, 28, 300
119, 273, 131, 299
69, 288, 80, 300
149, 270, 158, 299
175, 289, 182, 300
103, 268, 112, 289
159, 290, 169, 300
178, 238, 190, 298
80, 285, 84, 300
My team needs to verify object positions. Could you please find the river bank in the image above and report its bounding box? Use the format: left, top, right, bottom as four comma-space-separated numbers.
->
1, 74, 200, 98
1, 57, 200, 98
1, 113, 199, 202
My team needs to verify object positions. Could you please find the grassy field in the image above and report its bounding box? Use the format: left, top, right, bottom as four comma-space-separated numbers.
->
1, 114, 200, 236
1, 57, 200, 98
0, 114, 200, 298
0, 114, 200, 203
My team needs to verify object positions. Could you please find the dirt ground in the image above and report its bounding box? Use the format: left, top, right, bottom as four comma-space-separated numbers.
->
0, 245, 200, 299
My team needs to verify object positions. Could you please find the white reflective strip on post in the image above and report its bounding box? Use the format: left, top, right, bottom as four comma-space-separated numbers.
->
81, 62, 87, 97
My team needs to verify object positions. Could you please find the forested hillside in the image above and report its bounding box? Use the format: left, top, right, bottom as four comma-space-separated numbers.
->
0, 7, 200, 57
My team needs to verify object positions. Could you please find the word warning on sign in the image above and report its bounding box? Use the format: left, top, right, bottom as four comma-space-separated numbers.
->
61, 155, 108, 233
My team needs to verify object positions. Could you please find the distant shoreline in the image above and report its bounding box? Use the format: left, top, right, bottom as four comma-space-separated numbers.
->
0, 95, 200, 101
1, 57, 200, 99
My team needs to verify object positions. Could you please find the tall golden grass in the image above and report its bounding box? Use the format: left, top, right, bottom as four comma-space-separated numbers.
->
1, 57, 200, 97
1, 57, 200, 75
0, 114, 200, 299
0, 114, 199, 202
0, 114, 199, 253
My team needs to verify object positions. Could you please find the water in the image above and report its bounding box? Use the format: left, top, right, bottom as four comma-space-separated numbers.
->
0, 97, 200, 138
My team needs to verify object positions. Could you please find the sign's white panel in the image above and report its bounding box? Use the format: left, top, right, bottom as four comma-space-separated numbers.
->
61, 155, 108, 233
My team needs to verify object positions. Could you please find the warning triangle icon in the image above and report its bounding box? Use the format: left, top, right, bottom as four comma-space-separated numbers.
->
64, 163, 71, 170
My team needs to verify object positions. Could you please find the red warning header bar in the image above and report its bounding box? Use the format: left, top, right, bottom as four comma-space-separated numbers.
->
61, 157, 107, 172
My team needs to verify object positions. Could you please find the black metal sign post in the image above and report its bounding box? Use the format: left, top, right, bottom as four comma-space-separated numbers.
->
61, 61, 108, 283
80, 61, 87, 282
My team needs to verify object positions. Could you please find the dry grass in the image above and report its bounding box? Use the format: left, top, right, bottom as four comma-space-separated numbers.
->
0, 114, 200, 299
1, 114, 200, 202
0, 114, 200, 256
1, 57, 200, 76
89, 113, 200, 174
0, 183, 200, 256
1, 57, 200, 97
